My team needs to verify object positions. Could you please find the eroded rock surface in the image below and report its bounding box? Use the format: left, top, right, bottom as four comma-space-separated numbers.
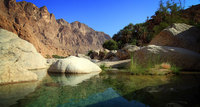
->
134, 45, 200, 70
0, 29, 47, 84
150, 23, 200, 53
0, 0, 111, 57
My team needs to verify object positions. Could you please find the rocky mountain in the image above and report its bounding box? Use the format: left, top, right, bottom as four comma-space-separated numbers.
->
0, 0, 111, 57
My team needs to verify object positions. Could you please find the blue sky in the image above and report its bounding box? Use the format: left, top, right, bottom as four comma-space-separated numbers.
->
16, 0, 199, 37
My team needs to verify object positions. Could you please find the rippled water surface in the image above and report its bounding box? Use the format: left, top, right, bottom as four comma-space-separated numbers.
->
0, 72, 200, 107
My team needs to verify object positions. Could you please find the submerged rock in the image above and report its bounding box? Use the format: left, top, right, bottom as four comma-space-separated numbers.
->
48, 56, 101, 73
0, 29, 47, 84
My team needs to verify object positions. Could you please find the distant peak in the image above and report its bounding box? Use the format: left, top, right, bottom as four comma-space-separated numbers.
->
39, 6, 48, 12
56, 18, 68, 23
71, 21, 81, 24
57, 19, 69, 25
57, 18, 66, 22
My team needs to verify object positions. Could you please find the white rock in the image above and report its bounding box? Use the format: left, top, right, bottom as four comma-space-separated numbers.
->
0, 29, 47, 84
0, 65, 38, 84
48, 56, 101, 73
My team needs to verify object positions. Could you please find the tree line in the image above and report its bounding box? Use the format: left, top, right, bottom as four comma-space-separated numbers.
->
103, 0, 200, 50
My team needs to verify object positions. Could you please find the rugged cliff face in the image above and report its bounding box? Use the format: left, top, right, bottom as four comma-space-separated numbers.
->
0, 0, 111, 57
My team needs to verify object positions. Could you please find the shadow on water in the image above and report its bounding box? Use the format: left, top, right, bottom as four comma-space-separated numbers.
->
121, 74, 200, 107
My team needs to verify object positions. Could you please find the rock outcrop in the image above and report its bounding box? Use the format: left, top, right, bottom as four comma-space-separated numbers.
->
134, 45, 200, 71
0, 29, 47, 85
116, 45, 140, 60
150, 23, 200, 53
88, 45, 141, 60
48, 56, 101, 73
96, 59, 131, 68
104, 51, 118, 61
0, 0, 111, 57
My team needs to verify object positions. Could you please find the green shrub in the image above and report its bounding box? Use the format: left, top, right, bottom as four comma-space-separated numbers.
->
128, 53, 147, 75
46, 54, 51, 59
170, 65, 181, 74
52, 55, 66, 59
131, 39, 137, 45
112, 0, 198, 46
103, 40, 118, 50
153, 22, 169, 35
87, 50, 93, 56
100, 64, 106, 71
100, 64, 112, 72
128, 53, 174, 75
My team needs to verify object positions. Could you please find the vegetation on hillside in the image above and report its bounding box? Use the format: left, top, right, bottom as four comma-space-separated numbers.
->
103, 40, 118, 50
107, 0, 200, 49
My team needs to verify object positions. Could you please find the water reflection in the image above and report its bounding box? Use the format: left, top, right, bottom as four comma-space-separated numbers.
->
0, 69, 47, 107
0, 82, 38, 107
50, 72, 100, 86
129, 74, 200, 107
0, 72, 199, 107
59, 88, 148, 107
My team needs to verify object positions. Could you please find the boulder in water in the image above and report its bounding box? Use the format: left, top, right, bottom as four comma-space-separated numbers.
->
48, 56, 101, 73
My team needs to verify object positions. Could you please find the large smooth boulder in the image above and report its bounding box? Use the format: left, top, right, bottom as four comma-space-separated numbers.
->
134, 45, 200, 70
150, 23, 200, 53
0, 29, 47, 84
48, 56, 101, 73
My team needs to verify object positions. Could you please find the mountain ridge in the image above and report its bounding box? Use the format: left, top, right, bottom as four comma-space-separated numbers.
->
0, 0, 111, 57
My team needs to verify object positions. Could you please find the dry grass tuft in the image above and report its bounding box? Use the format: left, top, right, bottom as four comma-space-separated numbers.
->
161, 63, 171, 69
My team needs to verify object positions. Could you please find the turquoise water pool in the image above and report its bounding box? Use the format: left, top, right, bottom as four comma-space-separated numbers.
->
0, 72, 200, 107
